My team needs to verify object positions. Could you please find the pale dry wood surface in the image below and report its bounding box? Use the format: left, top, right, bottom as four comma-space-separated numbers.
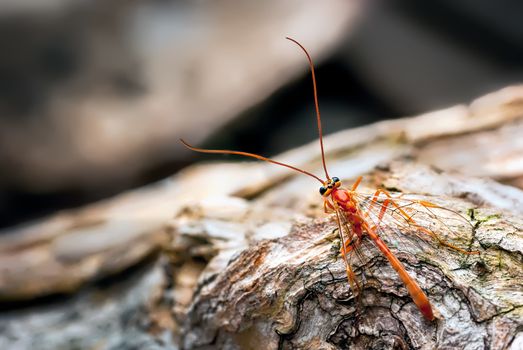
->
1, 86, 523, 349
177, 162, 523, 349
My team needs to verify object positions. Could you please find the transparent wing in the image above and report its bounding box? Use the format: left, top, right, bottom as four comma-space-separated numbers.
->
353, 190, 477, 255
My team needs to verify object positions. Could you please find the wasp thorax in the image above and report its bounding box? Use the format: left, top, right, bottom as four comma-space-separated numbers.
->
319, 177, 341, 196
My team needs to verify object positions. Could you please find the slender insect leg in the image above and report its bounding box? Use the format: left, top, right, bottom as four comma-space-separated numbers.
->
344, 239, 362, 296
339, 223, 360, 255
362, 198, 392, 233
367, 189, 417, 224
324, 200, 335, 214
333, 205, 361, 296
351, 176, 363, 191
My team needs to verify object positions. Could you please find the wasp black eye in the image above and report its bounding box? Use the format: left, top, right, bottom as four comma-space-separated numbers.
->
333, 177, 340, 183
319, 186, 327, 195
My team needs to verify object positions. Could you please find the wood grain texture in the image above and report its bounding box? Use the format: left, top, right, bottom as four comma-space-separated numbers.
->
176, 163, 523, 350
172, 86, 523, 349
1, 86, 523, 349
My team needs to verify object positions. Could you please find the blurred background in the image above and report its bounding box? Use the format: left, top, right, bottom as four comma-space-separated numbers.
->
1, 0, 522, 229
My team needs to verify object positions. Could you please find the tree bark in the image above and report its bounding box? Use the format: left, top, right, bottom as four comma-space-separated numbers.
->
177, 162, 523, 350
1, 86, 523, 349
174, 87, 523, 349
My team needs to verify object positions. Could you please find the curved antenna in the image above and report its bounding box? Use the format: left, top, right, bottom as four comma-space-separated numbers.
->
286, 37, 330, 180
180, 139, 324, 184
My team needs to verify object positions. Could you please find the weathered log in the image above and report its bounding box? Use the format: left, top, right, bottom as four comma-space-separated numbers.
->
173, 86, 523, 349
0, 259, 176, 350
1, 86, 523, 349
1, 85, 521, 302
177, 163, 523, 349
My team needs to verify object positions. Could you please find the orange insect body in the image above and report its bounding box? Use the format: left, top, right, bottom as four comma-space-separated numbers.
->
181, 37, 476, 321
324, 179, 435, 320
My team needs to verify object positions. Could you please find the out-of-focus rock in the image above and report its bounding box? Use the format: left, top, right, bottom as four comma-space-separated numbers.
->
0, 0, 359, 195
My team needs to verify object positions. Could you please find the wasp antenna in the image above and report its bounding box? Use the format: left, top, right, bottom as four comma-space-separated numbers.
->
180, 139, 324, 183
285, 37, 330, 180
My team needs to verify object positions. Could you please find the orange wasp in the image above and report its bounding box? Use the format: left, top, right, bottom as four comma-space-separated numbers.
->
181, 37, 477, 321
